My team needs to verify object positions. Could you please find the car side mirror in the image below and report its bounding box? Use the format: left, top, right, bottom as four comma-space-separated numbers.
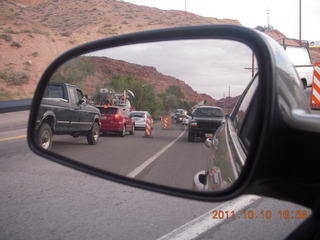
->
28, 25, 320, 204
27, 25, 266, 201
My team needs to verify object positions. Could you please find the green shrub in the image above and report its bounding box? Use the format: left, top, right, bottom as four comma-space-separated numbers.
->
0, 70, 29, 86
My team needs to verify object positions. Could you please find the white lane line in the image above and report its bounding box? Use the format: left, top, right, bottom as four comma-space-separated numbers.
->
157, 195, 261, 240
127, 128, 186, 178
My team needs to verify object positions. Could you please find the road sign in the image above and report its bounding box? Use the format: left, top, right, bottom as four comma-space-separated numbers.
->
310, 41, 320, 48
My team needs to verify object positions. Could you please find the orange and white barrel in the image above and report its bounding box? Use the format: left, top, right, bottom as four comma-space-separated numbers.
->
310, 63, 320, 109
163, 117, 169, 129
144, 115, 152, 137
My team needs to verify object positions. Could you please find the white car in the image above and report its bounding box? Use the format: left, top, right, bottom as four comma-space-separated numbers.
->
278, 39, 314, 88
129, 111, 153, 129
182, 115, 190, 125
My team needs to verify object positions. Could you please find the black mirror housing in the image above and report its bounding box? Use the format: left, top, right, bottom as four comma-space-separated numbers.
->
27, 25, 273, 202
27, 25, 320, 207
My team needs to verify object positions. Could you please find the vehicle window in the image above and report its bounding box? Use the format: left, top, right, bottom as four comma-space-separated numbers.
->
98, 107, 118, 114
194, 108, 223, 118
76, 89, 84, 101
232, 75, 258, 133
210, 109, 224, 117
44, 85, 65, 99
231, 75, 259, 151
285, 46, 312, 65
131, 114, 144, 118
194, 108, 208, 117
68, 87, 77, 105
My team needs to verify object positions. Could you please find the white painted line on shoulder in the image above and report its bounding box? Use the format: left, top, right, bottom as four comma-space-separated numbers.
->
127, 128, 186, 178
157, 195, 261, 240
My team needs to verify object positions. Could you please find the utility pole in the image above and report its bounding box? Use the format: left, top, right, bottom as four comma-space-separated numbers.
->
223, 92, 226, 113
299, 0, 302, 42
266, 7, 271, 28
228, 86, 231, 114
185, 0, 187, 12
140, 83, 152, 110
244, 52, 257, 78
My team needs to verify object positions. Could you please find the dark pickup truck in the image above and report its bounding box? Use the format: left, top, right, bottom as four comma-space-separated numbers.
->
188, 106, 225, 142
35, 82, 100, 149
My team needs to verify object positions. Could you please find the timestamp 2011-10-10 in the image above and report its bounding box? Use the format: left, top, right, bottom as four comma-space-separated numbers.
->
212, 210, 309, 220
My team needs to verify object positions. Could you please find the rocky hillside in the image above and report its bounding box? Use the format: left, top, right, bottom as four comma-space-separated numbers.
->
83, 56, 217, 105
1, 0, 319, 101
0, 0, 241, 101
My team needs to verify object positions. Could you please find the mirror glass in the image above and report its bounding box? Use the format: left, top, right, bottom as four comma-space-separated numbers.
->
34, 39, 258, 192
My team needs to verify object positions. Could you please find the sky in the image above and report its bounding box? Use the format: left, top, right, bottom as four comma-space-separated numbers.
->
124, 0, 320, 42
89, 40, 255, 99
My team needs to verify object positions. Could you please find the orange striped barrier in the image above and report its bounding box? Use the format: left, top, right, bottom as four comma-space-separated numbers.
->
310, 63, 320, 109
144, 115, 152, 137
163, 117, 169, 129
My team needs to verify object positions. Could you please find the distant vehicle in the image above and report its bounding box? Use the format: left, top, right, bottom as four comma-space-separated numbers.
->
36, 82, 100, 150
97, 106, 134, 137
129, 111, 153, 129
175, 109, 187, 123
182, 115, 190, 125
277, 38, 314, 88
95, 88, 135, 108
188, 106, 225, 142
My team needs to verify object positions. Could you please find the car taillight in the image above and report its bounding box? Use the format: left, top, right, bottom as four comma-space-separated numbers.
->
190, 122, 198, 127
114, 114, 120, 119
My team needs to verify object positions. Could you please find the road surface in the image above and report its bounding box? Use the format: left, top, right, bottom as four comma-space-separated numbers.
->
0, 111, 311, 240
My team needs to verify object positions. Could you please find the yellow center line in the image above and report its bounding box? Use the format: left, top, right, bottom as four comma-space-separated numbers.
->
0, 135, 27, 142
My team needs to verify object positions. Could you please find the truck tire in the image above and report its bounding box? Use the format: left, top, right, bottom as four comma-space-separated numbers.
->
37, 123, 53, 150
129, 124, 134, 135
119, 125, 126, 137
87, 122, 99, 145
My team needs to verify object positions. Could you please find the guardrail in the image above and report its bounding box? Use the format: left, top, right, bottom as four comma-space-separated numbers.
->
0, 99, 32, 113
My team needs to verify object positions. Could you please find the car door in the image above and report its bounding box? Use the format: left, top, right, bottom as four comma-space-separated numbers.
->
66, 86, 83, 131
127, 109, 135, 131
122, 108, 132, 131
205, 74, 259, 191
76, 88, 95, 131
227, 74, 259, 178
43, 84, 71, 132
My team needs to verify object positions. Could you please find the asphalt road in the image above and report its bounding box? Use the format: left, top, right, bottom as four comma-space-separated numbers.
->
47, 121, 209, 190
0, 111, 311, 240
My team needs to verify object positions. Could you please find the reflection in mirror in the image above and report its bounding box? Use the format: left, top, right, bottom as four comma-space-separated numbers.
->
34, 39, 258, 192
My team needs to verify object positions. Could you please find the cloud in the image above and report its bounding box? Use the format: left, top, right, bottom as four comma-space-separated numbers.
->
89, 39, 256, 98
